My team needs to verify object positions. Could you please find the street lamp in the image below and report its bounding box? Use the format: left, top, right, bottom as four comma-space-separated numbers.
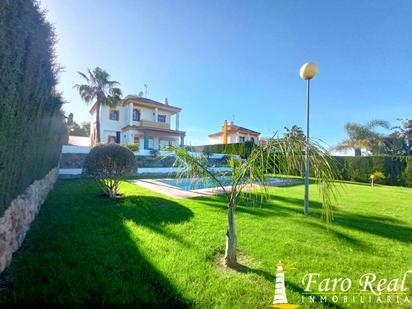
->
300, 62, 317, 215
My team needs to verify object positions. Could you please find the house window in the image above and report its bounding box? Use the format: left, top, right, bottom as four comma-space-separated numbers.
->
148, 138, 154, 149
108, 136, 116, 144
133, 109, 140, 121
134, 134, 140, 143
109, 110, 119, 121
239, 136, 245, 142
250, 137, 255, 143
158, 115, 166, 123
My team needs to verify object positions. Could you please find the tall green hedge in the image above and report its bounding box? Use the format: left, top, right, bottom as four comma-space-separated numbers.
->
405, 157, 412, 187
188, 142, 256, 159
0, 0, 65, 215
334, 156, 408, 186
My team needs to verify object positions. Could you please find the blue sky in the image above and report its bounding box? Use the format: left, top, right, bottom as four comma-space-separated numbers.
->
40, 0, 412, 146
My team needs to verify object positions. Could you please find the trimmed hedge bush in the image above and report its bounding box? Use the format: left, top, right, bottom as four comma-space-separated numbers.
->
188, 141, 256, 159
188, 144, 411, 187
0, 1, 65, 215
84, 144, 137, 198
406, 157, 412, 187
334, 156, 408, 186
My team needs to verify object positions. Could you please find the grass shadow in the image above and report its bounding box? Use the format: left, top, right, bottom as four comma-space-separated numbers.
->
299, 221, 370, 250
0, 180, 192, 305
118, 194, 194, 246
267, 193, 412, 244
334, 211, 412, 244
194, 197, 295, 219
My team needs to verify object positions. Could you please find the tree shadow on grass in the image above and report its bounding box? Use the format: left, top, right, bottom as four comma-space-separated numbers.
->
265, 193, 412, 245
0, 180, 192, 305
193, 195, 294, 218
333, 212, 412, 244
118, 195, 194, 246
298, 221, 370, 249
196, 191, 412, 248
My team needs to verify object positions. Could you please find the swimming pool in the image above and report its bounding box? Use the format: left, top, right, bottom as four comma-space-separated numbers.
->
157, 176, 298, 191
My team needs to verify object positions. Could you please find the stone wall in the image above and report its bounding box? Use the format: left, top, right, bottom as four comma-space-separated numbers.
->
0, 167, 58, 273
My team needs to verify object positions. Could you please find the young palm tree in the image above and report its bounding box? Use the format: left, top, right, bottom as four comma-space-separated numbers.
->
74, 67, 122, 143
283, 125, 305, 139
335, 120, 390, 156
168, 136, 338, 266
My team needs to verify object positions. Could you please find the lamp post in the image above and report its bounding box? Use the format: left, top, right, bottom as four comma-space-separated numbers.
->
299, 62, 317, 215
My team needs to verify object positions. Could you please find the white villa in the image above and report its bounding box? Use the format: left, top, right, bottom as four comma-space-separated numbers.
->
90, 95, 185, 154
208, 120, 260, 145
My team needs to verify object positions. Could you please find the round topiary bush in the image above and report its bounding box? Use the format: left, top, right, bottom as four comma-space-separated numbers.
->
84, 144, 137, 198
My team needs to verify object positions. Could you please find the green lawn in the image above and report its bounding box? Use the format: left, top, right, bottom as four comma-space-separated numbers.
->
0, 179, 411, 307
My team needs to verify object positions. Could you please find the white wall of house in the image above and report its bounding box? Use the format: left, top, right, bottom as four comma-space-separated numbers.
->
209, 133, 259, 145
99, 105, 125, 143
90, 109, 96, 142
236, 133, 259, 145
90, 98, 184, 155
96, 103, 177, 145
209, 136, 223, 144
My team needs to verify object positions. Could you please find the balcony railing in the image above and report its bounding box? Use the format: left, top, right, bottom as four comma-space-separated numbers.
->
139, 120, 170, 130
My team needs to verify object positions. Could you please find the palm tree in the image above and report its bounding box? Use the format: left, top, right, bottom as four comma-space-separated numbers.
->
335, 120, 390, 156
74, 67, 122, 144
168, 135, 338, 266
283, 125, 305, 139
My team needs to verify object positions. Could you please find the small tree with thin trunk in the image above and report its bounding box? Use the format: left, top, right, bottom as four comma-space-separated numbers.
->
84, 144, 137, 198
168, 136, 338, 266
370, 171, 385, 187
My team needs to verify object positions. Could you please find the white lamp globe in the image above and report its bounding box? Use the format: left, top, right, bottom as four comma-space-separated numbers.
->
300, 62, 318, 80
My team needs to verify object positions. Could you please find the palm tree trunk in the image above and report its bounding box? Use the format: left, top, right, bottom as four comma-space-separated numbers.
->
224, 203, 237, 266
95, 102, 101, 143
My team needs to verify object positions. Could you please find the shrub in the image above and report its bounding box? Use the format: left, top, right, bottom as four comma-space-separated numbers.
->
150, 149, 160, 157
406, 157, 412, 187
0, 0, 65, 215
370, 171, 385, 187
188, 141, 256, 159
125, 143, 139, 152
84, 144, 137, 198
334, 156, 407, 186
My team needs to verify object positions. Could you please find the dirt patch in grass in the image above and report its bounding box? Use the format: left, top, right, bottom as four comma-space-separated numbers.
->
214, 252, 260, 275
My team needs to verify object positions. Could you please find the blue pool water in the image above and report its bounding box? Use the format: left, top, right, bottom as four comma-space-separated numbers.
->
157, 176, 296, 191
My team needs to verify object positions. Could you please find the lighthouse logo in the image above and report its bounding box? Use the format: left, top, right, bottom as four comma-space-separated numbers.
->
271, 261, 299, 308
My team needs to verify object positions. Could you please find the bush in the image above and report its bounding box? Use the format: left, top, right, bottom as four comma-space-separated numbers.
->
188, 141, 256, 159
84, 144, 137, 198
335, 156, 408, 186
0, 0, 65, 215
370, 171, 385, 187
406, 157, 412, 187
125, 143, 139, 152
